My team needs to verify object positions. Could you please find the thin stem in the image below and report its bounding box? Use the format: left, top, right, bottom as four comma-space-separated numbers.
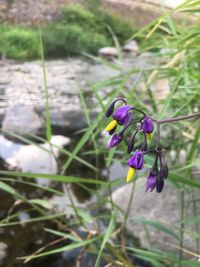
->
179, 188, 185, 267
151, 112, 200, 125
156, 122, 161, 149
120, 119, 142, 135
113, 98, 127, 105
124, 182, 135, 227
129, 107, 146, 117
191, 189, 200, 254
119, 181, 135, 265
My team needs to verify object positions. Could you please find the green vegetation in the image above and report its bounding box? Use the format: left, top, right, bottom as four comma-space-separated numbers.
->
0, 5, 134, 60
0, 24, 40, 60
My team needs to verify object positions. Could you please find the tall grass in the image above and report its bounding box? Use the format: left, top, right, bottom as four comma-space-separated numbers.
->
0, 0, 200, 266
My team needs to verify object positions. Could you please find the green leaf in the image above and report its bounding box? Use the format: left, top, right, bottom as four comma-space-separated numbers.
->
0, 181, 16, 195
19, 236, 100, 262
38, 24, 52, 142
183, 216, 200, 224
131, 218, 180, 240
29, 199, 51, 209
94, 212, 116, 267
44, 228, 81, 241
0, 212, 67, 227
0, 177, 63, 196
169, 173, 200, 189
76, 208, 94, 224
0, 170, 124, 187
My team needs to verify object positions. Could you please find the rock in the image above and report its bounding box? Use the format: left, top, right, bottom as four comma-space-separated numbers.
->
136, 79, 169, 112
98, 47, 118, 60
0, 59, 96, 138
122, 40, 140, 54
0, 56, 160, 139
41, 105, 89, 136
110, 178, 198, 254
2, 104, 44, 142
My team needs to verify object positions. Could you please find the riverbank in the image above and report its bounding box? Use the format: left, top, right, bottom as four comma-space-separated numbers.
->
0, 5, 135, 60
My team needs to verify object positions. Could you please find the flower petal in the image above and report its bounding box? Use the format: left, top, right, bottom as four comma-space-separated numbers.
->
113, 105, 131, 125
141, 116, 154, 133
105, 120, 117, 132
126, 167, 136, 183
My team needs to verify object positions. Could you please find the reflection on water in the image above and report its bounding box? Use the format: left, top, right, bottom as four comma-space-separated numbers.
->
0, 135, 70, 186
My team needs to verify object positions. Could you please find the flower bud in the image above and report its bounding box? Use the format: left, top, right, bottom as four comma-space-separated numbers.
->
109, 134, 122, 148
141, 116, 154, 133
106, 102, 115, 117
156, 173, 164, 193
127, 142, 134, 154
160, 152, 168, 179
127, 131, 138, 154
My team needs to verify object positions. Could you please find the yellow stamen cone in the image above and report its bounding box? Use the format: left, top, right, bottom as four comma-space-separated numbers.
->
126, 167, 136, 183
146, 133, 152, 141
105, 120, 117, 132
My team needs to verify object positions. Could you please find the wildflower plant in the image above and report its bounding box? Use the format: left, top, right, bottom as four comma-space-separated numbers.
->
105, 98, 200, 193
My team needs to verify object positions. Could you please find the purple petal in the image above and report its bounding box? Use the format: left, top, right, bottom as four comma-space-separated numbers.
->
109, 134, 122, 148
145, 174, 156, 192
113, 105, 131, 125
128, 150, 144, 170
141, 116, 154, 133
118, 112, 131, 125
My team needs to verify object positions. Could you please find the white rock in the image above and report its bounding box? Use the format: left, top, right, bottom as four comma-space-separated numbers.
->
122, 40, 140, 54
98, 47, 118, 60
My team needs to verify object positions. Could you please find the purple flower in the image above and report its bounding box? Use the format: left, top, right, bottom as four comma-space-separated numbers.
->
128, 150, 144, 170
105, 105, 131, 133
141, 116, 154, 133
113, 105, 131, 126
156, 174, 164, 193
109, 134, 122, 148
145, 172, 157, 192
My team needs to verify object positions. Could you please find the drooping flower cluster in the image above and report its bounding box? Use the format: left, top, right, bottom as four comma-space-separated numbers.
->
105, 98, 168, 193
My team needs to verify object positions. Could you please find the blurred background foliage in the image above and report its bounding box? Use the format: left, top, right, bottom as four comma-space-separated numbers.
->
0, 5, 134, 60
